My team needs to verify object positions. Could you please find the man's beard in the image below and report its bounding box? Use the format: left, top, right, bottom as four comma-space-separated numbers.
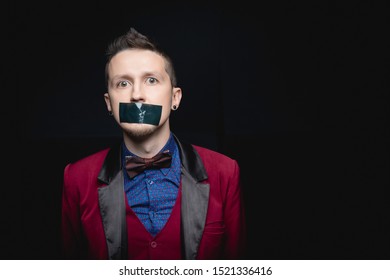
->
122, 123, 158, 142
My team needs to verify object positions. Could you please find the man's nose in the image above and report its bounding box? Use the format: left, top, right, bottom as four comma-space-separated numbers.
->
130, 83, 145, 102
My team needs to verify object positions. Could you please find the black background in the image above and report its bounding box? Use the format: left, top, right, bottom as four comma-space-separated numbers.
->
3, 1, 389, 259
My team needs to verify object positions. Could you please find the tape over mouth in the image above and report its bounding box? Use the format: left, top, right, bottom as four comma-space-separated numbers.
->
119, 102, 162, 125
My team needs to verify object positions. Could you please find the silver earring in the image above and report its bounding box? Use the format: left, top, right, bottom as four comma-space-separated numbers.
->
172, 105, 177, 110
108, 111, 113, 116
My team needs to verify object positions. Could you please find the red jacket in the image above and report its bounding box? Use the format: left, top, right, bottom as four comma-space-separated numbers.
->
61, 135, 246, 259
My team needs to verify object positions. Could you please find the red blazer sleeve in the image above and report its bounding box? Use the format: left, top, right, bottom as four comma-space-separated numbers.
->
61, 163, 84, 259
223, 160, 247, 259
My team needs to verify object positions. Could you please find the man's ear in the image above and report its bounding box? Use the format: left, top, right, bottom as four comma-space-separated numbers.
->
172, 87, 182, 107
104, 93, 112, 112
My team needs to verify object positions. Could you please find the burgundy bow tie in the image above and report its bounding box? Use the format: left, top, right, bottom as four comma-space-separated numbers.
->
125, 150, 172, 179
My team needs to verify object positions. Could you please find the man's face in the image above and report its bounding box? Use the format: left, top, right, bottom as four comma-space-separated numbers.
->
104, 49, 181, 138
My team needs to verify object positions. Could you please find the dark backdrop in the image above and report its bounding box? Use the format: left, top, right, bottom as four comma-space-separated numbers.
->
3, 1, 389, 259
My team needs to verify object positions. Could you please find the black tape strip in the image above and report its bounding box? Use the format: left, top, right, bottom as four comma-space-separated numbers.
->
119, 102, 162, 126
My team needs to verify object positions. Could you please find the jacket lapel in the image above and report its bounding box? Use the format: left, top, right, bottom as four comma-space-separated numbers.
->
97, 143, 128, 260
174, 134, 210, 260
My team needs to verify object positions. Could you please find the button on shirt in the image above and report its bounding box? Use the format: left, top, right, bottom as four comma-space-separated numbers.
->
122, 134, 181, 237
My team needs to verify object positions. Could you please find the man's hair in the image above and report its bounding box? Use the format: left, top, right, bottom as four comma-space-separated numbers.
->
105, 27, 177, 88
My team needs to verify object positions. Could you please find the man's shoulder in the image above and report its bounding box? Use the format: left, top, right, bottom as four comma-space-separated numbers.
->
74, 147, 111, 164
190, 144, 240, 179
63, 147, 114, 191
192, 145, 237, 165
71, 147, 111, 166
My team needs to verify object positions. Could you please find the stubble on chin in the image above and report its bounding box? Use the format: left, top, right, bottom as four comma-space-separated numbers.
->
122, 124, 157, 142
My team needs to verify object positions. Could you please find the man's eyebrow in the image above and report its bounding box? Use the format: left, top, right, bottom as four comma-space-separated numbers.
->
111, 71, 165, 80
110, 74, 132, 80
141, 71, 165, 80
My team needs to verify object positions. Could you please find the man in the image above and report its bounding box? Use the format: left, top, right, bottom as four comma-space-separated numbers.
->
61, 27, 246, 260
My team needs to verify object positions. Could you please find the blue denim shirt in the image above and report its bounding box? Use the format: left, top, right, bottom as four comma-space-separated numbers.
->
122, 133, 181, 236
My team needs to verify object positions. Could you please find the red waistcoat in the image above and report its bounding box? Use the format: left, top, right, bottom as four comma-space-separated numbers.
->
126, 189, 182, 259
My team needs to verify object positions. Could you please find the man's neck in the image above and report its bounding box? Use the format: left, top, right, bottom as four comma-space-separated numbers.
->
123, 129, 171, 158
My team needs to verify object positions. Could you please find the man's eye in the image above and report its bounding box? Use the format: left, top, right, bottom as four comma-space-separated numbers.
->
147, 77, 157, 84
118, 81, 129, 87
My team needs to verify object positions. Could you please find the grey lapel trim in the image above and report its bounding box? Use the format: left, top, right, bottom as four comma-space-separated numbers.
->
97, 142, 127, 259
173, 134, 210, 260
173, 134, 208, 182
180, 168, 210, 259
97, 141, 121, 185
98, 171, 127, 259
